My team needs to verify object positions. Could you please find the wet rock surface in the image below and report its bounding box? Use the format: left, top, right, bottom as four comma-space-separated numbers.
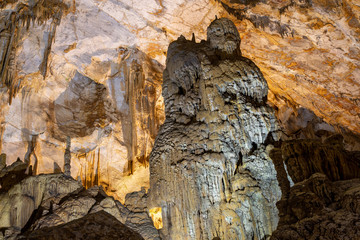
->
149, 18, 281, 240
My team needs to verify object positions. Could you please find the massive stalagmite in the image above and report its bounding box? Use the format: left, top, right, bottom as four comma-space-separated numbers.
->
149, 18, 281, 240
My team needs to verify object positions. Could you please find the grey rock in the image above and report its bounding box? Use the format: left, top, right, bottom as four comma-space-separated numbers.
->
0, 174, 83, 233
271, 174, 360, 240
20, 211, 145, 240
26, 185, 160, 240
148, 18, 281, 240
0, 154, 6, 171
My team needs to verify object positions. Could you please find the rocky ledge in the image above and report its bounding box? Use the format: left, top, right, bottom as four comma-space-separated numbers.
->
0, 172, 160, 240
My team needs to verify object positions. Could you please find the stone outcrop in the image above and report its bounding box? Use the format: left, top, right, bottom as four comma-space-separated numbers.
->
0, 156, 28, 193
0, 173, 160, 240
149, 18, 281, 240
269, 107, 360, 240
20, 211, 145, 240
280, 137, 360, 183
271, 173, 360, 240
0, 174, 82, 232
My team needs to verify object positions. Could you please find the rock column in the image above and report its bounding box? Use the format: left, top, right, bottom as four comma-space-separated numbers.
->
149, 18, 281, 240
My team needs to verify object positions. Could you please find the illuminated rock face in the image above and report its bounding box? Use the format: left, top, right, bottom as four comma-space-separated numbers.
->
0, 45, 164, 201
217, 0, 360, 134
1, 0, 359, 206
0, 174, 160, 239
149, 18, 281, 240
0, 1, 168, 201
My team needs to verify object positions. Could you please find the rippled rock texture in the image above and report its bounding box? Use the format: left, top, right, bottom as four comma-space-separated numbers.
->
148, 18, 281, 240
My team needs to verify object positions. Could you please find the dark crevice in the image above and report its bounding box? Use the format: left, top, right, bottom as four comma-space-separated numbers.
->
235, 151, 243, 174
178, 86, 185, 95
21, 206, 44, 234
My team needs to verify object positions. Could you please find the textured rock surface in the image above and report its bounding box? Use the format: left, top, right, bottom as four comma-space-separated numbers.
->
281, 138, 360, 183
1, 0, 359, 203
218, 0, 360, 134
0, 174, 82, 230
149, 18, 281, 240
19, 211, 145, 240
0, 157, 28, 192
0, 0, 165, 200
271, 173, 360, 240
269, 113, 360, 239
54, 71, 117, 138
0, 174, 159, 240
26, 185, 160, 240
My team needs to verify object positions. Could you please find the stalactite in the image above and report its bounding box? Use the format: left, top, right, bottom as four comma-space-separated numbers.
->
88, 151, 95, 189
24, 134, 38, 175
94, 148, 100, 186
0, 0, 68, 102
128, 61, 139, 175
122, 48, 164, 174
0, 13, 18, 103
39, 12, 61, 77
77, 148, 102, 189
64, 136, 71, 176
0, 117, 5, 154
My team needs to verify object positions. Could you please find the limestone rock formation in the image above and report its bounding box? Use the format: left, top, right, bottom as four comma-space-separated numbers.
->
0, 157, 28, 193
149, 18, 281, 240
1, 0, 359, 205
269, 109, 360, 239
0, 0, 68, 101
0, 174, 82, 232
20, 211, 145, 240
1, 34, 163, 202
218, 0, 360, 134
0, 2, 359, 239
54, 71, 117, 138
0, 173, 160, 240
271, 173, 360, 240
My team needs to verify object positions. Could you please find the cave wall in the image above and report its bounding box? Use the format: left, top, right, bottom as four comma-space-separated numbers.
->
1, 0, 359, 202
0, 1, 359, 239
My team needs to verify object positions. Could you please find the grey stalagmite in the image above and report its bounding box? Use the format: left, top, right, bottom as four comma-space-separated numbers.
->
148, 18, 281, 239
64, 136, 71, 177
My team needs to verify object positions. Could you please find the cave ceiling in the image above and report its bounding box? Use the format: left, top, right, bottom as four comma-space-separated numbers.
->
1, 0, 358, 133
